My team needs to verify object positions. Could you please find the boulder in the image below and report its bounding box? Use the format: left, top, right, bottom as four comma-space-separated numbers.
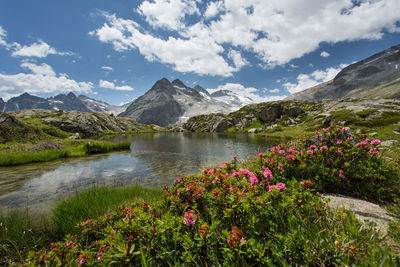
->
323, 194, 394, 235
247, 128, 259, 133
212, 118, 230, 132
258, 103, 282, 122
0, 113, 23, 127
381, 140, 399, 146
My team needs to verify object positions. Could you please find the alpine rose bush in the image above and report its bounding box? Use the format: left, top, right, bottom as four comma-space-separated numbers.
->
26, 125, 398, 265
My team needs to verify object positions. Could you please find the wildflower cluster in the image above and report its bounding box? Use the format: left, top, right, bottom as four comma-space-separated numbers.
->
26, 126, 399, 266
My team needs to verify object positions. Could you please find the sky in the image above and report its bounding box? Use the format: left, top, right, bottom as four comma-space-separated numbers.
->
0, 0, 400, 106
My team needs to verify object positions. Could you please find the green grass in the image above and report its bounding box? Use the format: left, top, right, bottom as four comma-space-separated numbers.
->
52, 185, 163, 236
0, 141, 131, 166
0, 185, 163, 265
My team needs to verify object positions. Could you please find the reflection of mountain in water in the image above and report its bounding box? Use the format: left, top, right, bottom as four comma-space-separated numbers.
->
0, 133, 273, 213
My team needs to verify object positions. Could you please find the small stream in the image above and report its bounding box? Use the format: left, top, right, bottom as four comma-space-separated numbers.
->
0, 133, 276, 214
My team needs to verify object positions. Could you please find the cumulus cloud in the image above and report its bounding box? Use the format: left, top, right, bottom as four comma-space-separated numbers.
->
99, 80, 134, 91
11, 41, 72, 58
204, 1, 224, 18
91, 13, 238, 77
268, 88, 281, 93
284, 65, 347, 94
137, 0, 199, 30
0, 63, 93, 100
91, 0, 400, 76
320, 51, 330, 58
207, 83, 287, 103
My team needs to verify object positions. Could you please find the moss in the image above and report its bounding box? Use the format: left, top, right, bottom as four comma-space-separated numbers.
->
355, 109, 378, 118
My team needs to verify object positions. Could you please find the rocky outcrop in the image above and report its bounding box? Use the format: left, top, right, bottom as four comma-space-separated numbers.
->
287, 44, 400, 101
12, 109, 155, 138
0, 112, 23, 127
173, 101, 305, 132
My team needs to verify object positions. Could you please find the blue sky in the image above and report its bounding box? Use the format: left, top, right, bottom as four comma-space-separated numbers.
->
1, 0, 400, 105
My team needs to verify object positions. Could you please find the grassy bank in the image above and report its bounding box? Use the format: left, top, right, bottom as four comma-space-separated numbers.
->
0, 185, 163, 265
0, 140, 131, 166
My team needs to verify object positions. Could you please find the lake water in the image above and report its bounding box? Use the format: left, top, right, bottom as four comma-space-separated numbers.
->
0, 133, 275, 213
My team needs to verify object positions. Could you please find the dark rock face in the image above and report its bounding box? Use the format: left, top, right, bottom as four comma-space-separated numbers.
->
5, 93, 52, 111
258, 103, 282, 122
287, 44, 400, 101
212, 118, 231, 132
0, 98, 4, 112
0, 112, 23, 127
48, 92, 90, 112
119, 79, 186, 126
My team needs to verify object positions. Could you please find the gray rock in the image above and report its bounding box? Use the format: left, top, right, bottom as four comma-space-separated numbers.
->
381, 140, 399, 146
323, 194, 394, 235
0, 113, 23, 127
247, 128, 258, 133
258, 103, 282, 122
212, 118, 230, 132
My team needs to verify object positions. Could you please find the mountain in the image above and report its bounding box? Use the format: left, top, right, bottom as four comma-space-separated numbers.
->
0, 98, 5, 112
5, 93, 52, 111
78, 95, 130, 115
48, 92, 91, 112
119, 78, 252, 126
287, 44, 400, 101
2, 92, 129, 114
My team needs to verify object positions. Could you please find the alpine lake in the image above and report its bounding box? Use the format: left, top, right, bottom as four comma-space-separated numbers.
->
0, 133, 276, 214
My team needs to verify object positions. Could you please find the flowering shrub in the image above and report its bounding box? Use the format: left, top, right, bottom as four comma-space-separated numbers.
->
26, 126, 398, 265
259, 126, 399, 202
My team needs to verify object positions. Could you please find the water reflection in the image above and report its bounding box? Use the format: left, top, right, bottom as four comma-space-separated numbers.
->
0, 133, 274, 213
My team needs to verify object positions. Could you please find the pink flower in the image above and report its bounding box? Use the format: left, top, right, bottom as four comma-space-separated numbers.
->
232, 171, 240, 177
327, 158, 333, 164
250, 175, 259, 186
239, 192, 247, 198
310, 145, 317, 149
306, 150, 314, 155
323, 128, 328, 132
338, 170, 345, 179
336, 140, 343, 145
278, 164, 284, 170
174, 177, 182, 183
258, 153, 264, 158
369, 148, 379, 155
240, 237, 247, 243
263, 168, 273, 180
271, 147, 278, 153
347, 137, 353, 142
264, 157, 270, 163
268, 183, 286, 192
224, 173, 230, 178
315, 131, 321, 135
183, 210, 199, 226
371, 139, 381, 145
288, 146, 295, 153
342, 127, 349, 132
320, 146, 328, 151
286, 155, 295, 161
336, 150, 343, 156
279, 149, 286, 155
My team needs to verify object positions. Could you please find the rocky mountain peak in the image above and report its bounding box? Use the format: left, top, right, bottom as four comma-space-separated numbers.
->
172, 79, 186, 89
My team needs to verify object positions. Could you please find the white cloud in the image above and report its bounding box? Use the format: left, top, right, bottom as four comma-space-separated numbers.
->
11, 40, 73, 58
207, 83, 287, 103
0, 63, 93, 100
268, 88, 280, 93
204, 1, 225, 18
0, 26, 7, 47
284, 65, 347, 94
137, 0, 199, 30
228, 49, 249, 70
99, 80, 134, 91
320, 51, 330, 58
101, 66, 113, 71
91, 1, 400, 76
91, 13, 237, 77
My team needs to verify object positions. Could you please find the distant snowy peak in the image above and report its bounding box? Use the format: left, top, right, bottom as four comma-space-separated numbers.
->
119, 78, 260, 126
78, 95, 129, 115
210, 89, 255, 108
1, 92, 129, 114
